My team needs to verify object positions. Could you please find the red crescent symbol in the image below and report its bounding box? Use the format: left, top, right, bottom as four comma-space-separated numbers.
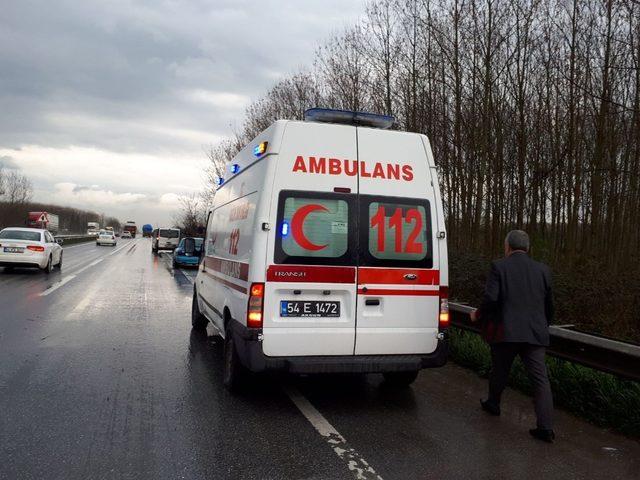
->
291, 204, 328, 251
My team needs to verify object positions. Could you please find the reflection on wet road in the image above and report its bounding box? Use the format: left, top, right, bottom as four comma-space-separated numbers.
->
1, 238, 639, 479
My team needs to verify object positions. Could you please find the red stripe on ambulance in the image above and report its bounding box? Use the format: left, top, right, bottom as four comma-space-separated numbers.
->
204, 256, 249, 281
357, 288, 440, 296
358, 268, 439, 285
267, 265, 356, 283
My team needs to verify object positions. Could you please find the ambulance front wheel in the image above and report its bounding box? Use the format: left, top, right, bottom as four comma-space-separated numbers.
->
382, 370, 419, 387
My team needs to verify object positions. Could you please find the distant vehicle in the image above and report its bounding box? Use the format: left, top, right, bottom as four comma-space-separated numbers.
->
96, 230, 117, 246
151, 228, 180, 253
87, 222, 100, 236
123, 221, 137, 238
173, 237, 203, 268
105, 226, 114, 232
0, 227, 63, 273
192, 109, 449, 390
27, 212, 59, 235
121, 231, 132, 239
142, 224, 153, 237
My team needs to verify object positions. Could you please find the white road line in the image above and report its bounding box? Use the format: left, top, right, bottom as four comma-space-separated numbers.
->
40, 258, 103, 296
40, 274, 77, 296
284, 386, 383, 480
62, 241, 96, 250
40, 242, 130, 297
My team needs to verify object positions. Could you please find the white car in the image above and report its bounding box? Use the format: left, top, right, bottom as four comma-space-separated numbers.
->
0, 227, 63, 273
121, 231, 132, 239
96, 230, 117, 246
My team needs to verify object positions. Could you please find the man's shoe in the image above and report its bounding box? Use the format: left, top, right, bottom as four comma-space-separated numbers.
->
529, 428, 555, 443
480, 399, 500, 416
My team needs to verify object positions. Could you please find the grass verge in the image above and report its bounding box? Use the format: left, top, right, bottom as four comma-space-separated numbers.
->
449, 327, 640, 437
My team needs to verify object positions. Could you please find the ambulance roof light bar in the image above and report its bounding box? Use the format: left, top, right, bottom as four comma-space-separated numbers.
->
304, 108, 395, 130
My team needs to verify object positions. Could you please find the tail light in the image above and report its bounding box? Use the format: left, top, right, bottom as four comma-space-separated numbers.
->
27, 245, 45, 252
439, 286, 449, 329
247, 282, 264, 328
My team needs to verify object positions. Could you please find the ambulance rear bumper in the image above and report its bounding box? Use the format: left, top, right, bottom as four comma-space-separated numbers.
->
230, 320, 448, 374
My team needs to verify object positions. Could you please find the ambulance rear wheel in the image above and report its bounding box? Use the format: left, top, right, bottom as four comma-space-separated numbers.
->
223, 329, 246, 392
382, 370, 419, 387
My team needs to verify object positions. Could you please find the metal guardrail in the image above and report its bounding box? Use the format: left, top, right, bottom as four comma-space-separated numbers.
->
449, 302, 640, 383
54, 234, 95, 245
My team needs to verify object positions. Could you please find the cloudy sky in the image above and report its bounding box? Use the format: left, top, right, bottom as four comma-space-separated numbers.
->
0, 0, 365, 226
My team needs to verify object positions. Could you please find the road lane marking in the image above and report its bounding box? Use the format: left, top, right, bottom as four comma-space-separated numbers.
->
62, 241, 98, 250
40, 242, 130, 296
284, 386, 383, 480
40, 258, 103, 296
40, 274, 77, 295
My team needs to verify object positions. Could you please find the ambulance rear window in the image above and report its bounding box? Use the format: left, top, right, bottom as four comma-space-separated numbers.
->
359, 195, 433, 268
275, 191, 356, 265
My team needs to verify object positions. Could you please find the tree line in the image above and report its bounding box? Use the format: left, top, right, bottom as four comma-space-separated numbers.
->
206, 0, 640, 339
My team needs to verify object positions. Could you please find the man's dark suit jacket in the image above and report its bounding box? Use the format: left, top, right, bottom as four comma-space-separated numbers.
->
478, 251, 554, 346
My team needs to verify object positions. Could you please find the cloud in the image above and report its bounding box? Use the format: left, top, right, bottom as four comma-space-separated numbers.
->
0, 0, 366, 224
0, 155, 19, 170
159, 193, 182, 206
54, 182, 147, 205
181, 89, 251, 110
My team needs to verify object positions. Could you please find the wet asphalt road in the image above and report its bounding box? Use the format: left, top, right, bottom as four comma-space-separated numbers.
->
1, 238, 639, 480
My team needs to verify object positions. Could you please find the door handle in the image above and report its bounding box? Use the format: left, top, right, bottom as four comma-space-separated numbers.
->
365, 299, 380, 306
404, 273, 418, 280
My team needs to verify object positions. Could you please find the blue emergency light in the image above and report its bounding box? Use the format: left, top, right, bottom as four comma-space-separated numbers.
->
304, 108, 395, 130
281, 221, 289, 237
254, 141, 268, 157
230, 164, 240, 174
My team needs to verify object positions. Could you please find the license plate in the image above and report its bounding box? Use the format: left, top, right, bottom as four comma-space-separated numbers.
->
280, 301, 340, 318
3, 247, 24, 253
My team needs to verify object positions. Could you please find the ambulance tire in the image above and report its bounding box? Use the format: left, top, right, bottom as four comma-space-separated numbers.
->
223, 328, 247, 392
191, 290, 208, 331
382, 370, 419, 387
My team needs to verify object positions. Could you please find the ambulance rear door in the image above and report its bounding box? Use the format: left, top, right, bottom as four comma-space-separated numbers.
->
262, 121, 359, 357
355, 128, 440, 355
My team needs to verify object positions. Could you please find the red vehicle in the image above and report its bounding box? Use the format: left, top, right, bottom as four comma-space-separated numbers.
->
27, 212, 59, 234
123, 221, 137, 238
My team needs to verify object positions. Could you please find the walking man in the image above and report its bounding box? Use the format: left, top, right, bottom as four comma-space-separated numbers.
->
470, 230, 556, 442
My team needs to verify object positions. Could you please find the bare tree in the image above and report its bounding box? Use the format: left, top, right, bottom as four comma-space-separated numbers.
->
201, 0, 640, 340
1, 170, 33, 204
174, 193, 207, 237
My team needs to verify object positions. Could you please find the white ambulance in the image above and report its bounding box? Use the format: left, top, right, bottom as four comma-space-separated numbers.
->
192, 109, 449, 390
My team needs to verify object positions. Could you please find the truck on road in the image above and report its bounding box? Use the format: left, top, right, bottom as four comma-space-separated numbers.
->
27, 212, 59, 235
87, 222, 100, 236
142, 224, 153, 237
123, 221, 137, 238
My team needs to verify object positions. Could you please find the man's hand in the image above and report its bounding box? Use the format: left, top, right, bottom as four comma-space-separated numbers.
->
469, 309, 479, 322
